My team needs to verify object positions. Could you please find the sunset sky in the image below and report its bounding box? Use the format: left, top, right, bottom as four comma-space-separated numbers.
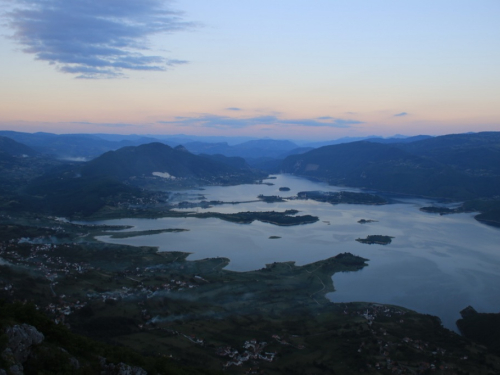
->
0, 0, 499, 141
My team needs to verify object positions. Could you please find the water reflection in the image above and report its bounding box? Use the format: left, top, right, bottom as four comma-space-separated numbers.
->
86, 174, 500, 331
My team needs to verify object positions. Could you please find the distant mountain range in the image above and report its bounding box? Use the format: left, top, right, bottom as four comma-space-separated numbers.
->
302, 135, 433, 148
1, 130, 500, 217
0, 130, 431, 162
181, 139, 314, 168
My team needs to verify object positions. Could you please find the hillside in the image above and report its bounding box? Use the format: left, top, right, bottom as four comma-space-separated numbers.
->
0, 301, 218, 375
398, 132, 500, 175
0, 136, 38, 157
18, 143, 263, 217
0, 142, 264, 217
200, 153, 250, 169
0, 139, 65, 210
82, 142, 262, 185
281, 133, 500, 200
24, 167, 139, 217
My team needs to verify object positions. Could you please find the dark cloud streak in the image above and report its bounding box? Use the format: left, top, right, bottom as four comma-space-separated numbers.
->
5, 0, 193, 78
70, 121, 142, 128
159, 115, 363, 129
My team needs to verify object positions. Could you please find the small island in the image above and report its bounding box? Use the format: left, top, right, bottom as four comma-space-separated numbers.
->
356, 235, 394, 245
279, 187, 291, 191
298, 190, 387, 205
420, 206, 457, 215
358, 219, 378, 224
269, 236, 281, 239
257, 194, 286, 203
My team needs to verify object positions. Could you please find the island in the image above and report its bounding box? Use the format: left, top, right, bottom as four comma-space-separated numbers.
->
357, 219, 378, 224
420, 199, 500, 228
257, 194, 286, 203
194, 209, 319, 226
279, 187, 291, 191
420, 206, 457, 215
297, 190, 387, 205
356, 235, 394, 245
269, 236, 281, 239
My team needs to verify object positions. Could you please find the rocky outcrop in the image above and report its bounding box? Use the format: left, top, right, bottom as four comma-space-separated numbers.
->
460, 305, 478, 318
5, 324, 44, 363
1, 324, 44, 375
0, 324, 147, 375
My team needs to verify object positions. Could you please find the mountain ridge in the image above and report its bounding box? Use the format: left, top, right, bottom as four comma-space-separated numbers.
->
281, 132, 500, 200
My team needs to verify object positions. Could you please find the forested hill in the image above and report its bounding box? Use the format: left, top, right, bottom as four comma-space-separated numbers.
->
281, 132, 500, 200
2, 143, 263, 217
0, 136, 38, 157
82, 142, 260, 183
396, 131, 500, 175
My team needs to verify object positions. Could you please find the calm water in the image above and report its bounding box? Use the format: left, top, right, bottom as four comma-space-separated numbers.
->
87, 174, 500, 331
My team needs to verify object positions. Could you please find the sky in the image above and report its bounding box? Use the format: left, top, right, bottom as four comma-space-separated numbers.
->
0, 0, 499, 141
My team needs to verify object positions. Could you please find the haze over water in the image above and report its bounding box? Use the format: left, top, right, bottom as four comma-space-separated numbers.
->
89, 174, 500, 331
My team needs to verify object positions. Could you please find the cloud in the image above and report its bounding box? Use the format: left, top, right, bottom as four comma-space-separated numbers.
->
226, 107, 242, 111
5, 0, 194, 78
394, 112, 409, 117
70, 121, 143, 128
159, 115, 363, 129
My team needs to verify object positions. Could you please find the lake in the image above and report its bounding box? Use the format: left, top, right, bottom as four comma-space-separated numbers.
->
86, 174, 500, 331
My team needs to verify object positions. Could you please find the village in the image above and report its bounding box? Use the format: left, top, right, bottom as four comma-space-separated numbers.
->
0, 234, 204, 325
217, 339, 277, 369
340, 303, 467, 374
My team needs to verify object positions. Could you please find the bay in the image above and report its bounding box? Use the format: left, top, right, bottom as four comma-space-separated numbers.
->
86, 174, 500, 331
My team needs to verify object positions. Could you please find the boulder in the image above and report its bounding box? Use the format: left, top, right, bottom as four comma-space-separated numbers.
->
5, 324, 44, 363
